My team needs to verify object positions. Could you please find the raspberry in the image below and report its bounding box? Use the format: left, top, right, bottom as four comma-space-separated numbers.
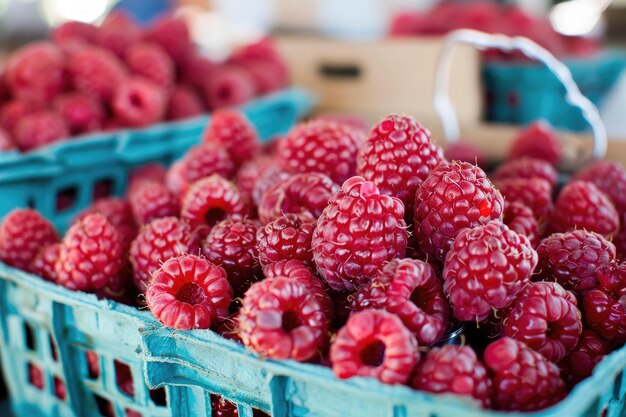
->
128, 163, 167, 194
414, 161, 504, 262
559, 329, 609, 387
28, 363, 44, 390
128, 181, 179, 225
573, 160, 626, 214
252, 168, 292, 208
202, 218, 261, 296
203, 65, 256, 110
181, 175, 249, 230
56, 213, 124, 291
503, 201, 539, 248
112, 78, 166, 127
180, 54, 218, 88
165, 160, 188, 197
68, 46, 127, 102
0, 128, 15, 151
125, 42, 174, 90
615, 219, 626, 261
508, 121, 562, 165
492, 157, 558, 188
53, 92, 105, 134
0, 209, 59, 271
14, 111, 69, 152
239, 276, 330, 361
549, 180, 619, 238
330, 309, 418, 384
356, 115, 445, 212
314, 114, 370, 134
0, 100, 37, 135
181, 143, 235, 184
237, 59, 287, 94
96, 11, 142, 57
5, 42, 64, 102
202, 110, 260, 168
411, 345, 492, 408
129, 217, 199, 292
484, 337, 566, 411
494, 178, 553, 222
278, 120, 365, 184
211, 395, 239, 417
443, 142, 487, 167
146, 254, 232, 330
31, 243, 61, 282
166, 85, 204, 121
76, 198, 137, 244
536, 230, 616, 294
144, 15, 193, 64
258, 173, 338, 224
216, 314, 242, 343
235, 155, 279, 203
351, 258, 449, 346
52, 21, 97, 46
312, 176, 408, 292
256, 213, 315, 267
583, 261, 626, 343
443, 220, 537, 321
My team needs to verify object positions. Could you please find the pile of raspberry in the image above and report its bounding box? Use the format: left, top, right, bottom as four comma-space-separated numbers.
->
0, 11, 288, 153
2, 112, 625, 413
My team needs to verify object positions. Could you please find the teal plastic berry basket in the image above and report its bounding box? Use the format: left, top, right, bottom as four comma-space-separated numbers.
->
0, 87, 314, 231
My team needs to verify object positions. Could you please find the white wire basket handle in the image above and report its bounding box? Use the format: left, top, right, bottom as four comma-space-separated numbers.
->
434, 29, 607, 161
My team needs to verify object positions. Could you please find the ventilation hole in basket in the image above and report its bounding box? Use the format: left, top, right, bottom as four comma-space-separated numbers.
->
114, 360, 134, 397
28, 363, 44, 390
85, 350, 100, 379
211, 394, 239, 416
94, 394, 116, 417
126, 409, 142, 417
24, 322, 36, 350
26, 197, 36, 209
55, 186, 78, 213
506, 91, 519, 108
150, 387, 167, 407
53, 376, 66, 401
49, 335, 59, 361
93, 179, 114, 200
600, 406, 608, 417
253, 408, 270, 417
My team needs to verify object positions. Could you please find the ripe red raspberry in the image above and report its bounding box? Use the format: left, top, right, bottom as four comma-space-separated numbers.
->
443, 220, 537, 321
492, 157, 558, 188
5, 42, 64, 102
614, 219, 626, 261
443, 142, 487, 167
573, 160, 626, 214
536, 230, 615, 294
495, 178, 553, 222
0, 100, 37, 135
96, 11, 142, 57
14, 111, 69, 152
181, 175, 249, 230
314, 114, 370, 134
181, 143, 235, 184
502, 281, 582, 362
144, 15, 193, 64
202, 110, 260, 168
256, 213, 315, 267
559, 329, 609, 387
31, 243, 61, 282
180, 54, 218, 88
549, 180, 619, 238
330, 309, 418, 384
503, 201, 539, 248
128, 181, 179, 225
146, 254, 232, 330
165, 160, 188, 197
0, 209, 58, 271
414, 161, 504, 262
112, 78, 166, 127
411, 345, 492, 408
215, 313, 242, 343
508, 121, 563, 165
278, 120, 365, 185
56, 213, 124, 291
202, 65, 256, 110
258, 173, 338, 224
351, 258, 449, 346
76, 197, 137, 244
129, 217, 199, 292
53, 92, 105, 134
484, 337, 566, 411
0, 128, 14, 151
583, 261, 626, 343
52, 21, 97, 46
356, 115, 445, 212
239, 276, 330, 361
166, 85, 204, 121
235, 155, 279, 203
125, 42, 174, 90
237, 59, 288, 94
128, 163, 167, 194
68, 46, 127, 102
252, 168, 292, 208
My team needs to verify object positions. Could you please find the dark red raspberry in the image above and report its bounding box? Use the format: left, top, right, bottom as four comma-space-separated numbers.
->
443, 142, 487, 168
96, 11, 142, 57
312, 177, 408, 292
414, 161, 504, 262
165, 160, 188, 197
128, 181, 179, 225
536, 230, 615, 294
443, 220, 537, 321
252, 168, 292, 208
503, 201, 539, 248
502, 281, 582, 362
549, 180, 619, 238
53, 92, 104, 134
180, 54, 218, 89
484, 337, 566, 411
56, 213, 124, 291
237, 59, 287, 94
130, 217, 199, 292
166, 85, 204, 121
52, 21, 97, 46
258, 173, 338, 224
215, 314, 242, 344
0, 209, 58, 271
5, 42, 64, 102
0, 100, 37, 135
356, 115, 445, 212
128, 163, 167, 194
76, 197, 137, 244
615, 219, 626, 261
211, 395, 239, 417
278, 120, 365, 185
495, 178, 553, 222
31, 243, 61, 282
330, 309, 418, 384
583, 261, 626, 343
202, 218, 261, 296
508, 121, 562, 165
235, 155, 279, 203
351, 258, 449, 346
0, 128, 15, 151
125, 42, 174, 90
181, 175, 249, 230
146, 254, 232, 330
202, 110, 260, 168
14, 111, 69, 152
68, 46, 127, 102
559, 329, 609, 387
181, 143, 235, 184
314, 114, 370, 134
112, 78, 166, 127
411, 345, 492, 408
256, 213, 315, 267
492, 157, 558, 188
143, 15, 193, 64
573, 160, 626, 214
202, 65, 256, 110
239, 276, 330, 361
